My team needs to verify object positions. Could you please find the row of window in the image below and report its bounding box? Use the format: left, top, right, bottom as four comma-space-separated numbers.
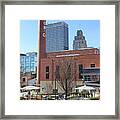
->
82, 75, 99, 81
45, 64, 96, 80
20, 66, 36, 73
21, 57, 37, 62
79, 64, 95, 70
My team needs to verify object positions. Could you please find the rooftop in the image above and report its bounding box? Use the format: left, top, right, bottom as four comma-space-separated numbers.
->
46, 21, 68, 28
46, 48, 100, 58
47, 47, 98, 54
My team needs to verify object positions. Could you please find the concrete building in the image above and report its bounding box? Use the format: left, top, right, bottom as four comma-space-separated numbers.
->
73, 30, 87, 50
46, 22, 69, 52
38, 20, 100, 94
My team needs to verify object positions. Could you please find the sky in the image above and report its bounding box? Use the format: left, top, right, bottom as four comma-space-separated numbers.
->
20, 20, 100, 53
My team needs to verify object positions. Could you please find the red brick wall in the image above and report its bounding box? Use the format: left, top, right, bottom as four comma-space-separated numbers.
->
39, 53, 100, 81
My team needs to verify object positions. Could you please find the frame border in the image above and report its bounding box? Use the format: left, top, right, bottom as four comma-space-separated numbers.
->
0, 0, 119, 119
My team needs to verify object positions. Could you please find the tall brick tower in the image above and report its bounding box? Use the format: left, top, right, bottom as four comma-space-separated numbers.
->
37, 20, 46, 85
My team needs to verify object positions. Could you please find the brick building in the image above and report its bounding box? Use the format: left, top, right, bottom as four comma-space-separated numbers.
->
37, 20, 100, 94
40, 48, 100, 81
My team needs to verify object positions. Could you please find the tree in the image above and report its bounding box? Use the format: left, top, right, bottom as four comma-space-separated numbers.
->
55, 57, 76, 100
45, 81, 53, 94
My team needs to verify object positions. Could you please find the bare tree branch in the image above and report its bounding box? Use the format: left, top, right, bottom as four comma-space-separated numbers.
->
55, 57, 76, 96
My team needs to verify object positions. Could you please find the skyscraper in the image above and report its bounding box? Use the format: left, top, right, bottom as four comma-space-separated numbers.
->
46, 22, 69, 52
73, 30, 87, 50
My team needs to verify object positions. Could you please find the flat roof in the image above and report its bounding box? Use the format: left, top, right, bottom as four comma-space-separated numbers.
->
47, 47, 99, 54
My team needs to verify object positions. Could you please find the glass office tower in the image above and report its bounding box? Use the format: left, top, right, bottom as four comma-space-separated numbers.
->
20, 54, 26, 73
46, 22, 69, 52
20, 52, 37, 74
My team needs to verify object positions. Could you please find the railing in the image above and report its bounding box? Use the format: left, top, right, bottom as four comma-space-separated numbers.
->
20, 91, 100, 100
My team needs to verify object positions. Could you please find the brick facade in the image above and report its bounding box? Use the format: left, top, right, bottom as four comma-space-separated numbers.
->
39, 48, 100, 82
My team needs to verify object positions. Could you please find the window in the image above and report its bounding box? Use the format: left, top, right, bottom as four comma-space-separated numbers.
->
26, 67, 30, 72
31, 67, 34, 72
31, 63, 35, 67
79, 73, 83, 79
46, 66, 49, 72
90, 64, 95, 68
31, 57, 34, 61
92, 75, 98, 81
79, 64, 83, 71
46, 66, 49, 79
84, 75, 91, 81
46, 73, 49, 79
25, 57, 29, 62
26, 63, 30, 66
79, 64, 83, 72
